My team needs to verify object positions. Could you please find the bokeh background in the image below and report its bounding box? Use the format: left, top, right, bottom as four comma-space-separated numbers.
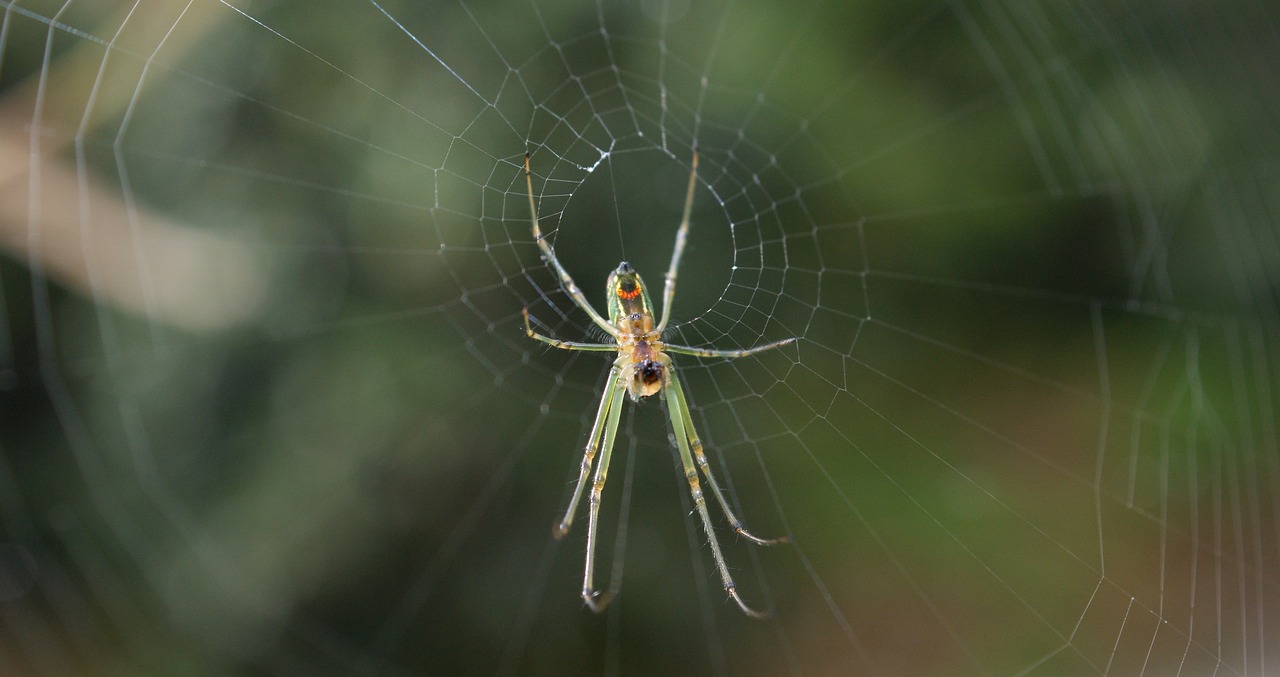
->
0, 0, 1277, 675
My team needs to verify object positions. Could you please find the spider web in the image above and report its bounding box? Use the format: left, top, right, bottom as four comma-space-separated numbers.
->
1, 0, 1277, 675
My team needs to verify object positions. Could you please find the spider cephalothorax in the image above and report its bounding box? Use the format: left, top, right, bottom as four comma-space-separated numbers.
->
520, 151, 795, 617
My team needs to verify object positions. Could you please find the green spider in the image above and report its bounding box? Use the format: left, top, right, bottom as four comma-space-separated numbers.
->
521, 151, 794, 617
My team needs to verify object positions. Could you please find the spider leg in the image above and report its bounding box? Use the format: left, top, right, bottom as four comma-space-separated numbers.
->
525, 154, 618, 338
523, 308, 616, 351
580, 372, 628, 612
662, 357, 770, 619
555, 363, 622, 540
666, 365, 789, 547
657, 150, 698, 333
664, 336, 797, 358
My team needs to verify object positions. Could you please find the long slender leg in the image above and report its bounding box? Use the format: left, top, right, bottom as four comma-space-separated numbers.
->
656, 150, 698, 333
665, 366, 788, 547
555, 363, 622, 539
525, 154, 617, 337
581, 374, 628, 612
662, 358, 769, 618
664, 336, 797, 359
523, 308, 616, 352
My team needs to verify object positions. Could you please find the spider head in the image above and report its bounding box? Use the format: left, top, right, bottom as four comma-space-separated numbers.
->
606, 261, 656, 331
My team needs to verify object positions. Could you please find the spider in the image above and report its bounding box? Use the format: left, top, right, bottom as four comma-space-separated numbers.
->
521, 151, 795, 618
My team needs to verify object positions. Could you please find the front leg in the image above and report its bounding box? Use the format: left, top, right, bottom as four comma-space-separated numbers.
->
522, 308, 616, 351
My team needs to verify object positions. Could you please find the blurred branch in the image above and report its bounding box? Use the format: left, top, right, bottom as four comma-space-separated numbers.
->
0, 0, 266, 332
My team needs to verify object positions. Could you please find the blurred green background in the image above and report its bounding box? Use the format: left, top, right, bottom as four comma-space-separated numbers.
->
0, 0, 1276, 675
